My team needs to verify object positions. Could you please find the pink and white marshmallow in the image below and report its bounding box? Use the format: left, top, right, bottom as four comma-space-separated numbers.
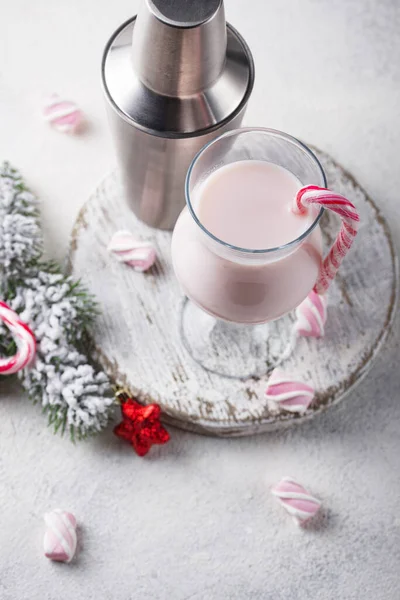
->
42, 94, 83, 134
294, 290, 327, 338
265, 368, 314, 414
271, 477, 322, 525
44, 509, 77, 563
108, 230, 156, 272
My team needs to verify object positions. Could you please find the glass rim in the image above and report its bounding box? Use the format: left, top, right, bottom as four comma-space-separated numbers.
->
185, 127, 327, 254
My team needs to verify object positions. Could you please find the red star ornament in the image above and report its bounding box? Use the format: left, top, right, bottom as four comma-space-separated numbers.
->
114, 397, 170, 456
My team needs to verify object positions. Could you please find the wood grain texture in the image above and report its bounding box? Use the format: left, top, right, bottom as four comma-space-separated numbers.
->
68, 150, 398, 436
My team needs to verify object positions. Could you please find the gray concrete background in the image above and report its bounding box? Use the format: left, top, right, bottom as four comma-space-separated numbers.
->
0, 0, 399, 598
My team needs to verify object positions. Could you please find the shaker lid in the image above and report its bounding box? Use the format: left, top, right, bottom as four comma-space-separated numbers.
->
102, 2, 254, 138
150, 0, 223, 27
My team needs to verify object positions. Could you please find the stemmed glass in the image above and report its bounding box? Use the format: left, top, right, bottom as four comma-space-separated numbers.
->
171, 128, 326, 379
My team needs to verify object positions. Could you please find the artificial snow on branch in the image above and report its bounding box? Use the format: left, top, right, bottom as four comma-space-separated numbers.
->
0, 163, 115, 440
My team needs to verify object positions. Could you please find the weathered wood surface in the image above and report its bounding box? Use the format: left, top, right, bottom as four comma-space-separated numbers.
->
68, 150, 398, 436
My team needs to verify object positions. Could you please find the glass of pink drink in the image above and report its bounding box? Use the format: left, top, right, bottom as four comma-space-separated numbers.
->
171, 128, 326, 379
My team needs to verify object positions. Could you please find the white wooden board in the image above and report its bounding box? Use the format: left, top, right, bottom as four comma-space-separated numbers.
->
68, 150, 398, 436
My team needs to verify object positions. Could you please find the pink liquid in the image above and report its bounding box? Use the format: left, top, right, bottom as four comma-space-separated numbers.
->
196, 161, 312, 249
172, 160, 323, 324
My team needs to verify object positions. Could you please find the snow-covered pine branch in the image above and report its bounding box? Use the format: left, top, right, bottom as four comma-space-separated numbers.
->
0, 163, 43, 286
0, 163, 115, 439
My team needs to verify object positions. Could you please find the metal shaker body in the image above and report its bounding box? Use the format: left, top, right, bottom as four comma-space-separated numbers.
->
102, 1, 255, 230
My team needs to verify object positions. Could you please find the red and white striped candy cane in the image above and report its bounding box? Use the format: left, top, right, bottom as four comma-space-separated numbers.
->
0, 301, 36, 375
294, 185, 360, 295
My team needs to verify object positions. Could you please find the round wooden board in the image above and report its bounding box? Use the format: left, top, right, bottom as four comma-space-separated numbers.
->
68, 149, 398, 437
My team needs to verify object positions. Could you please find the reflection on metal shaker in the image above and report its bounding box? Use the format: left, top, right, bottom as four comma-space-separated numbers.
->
101, 0, 254, 230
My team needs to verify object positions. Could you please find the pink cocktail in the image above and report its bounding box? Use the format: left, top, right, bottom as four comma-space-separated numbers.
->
171, 128, 326, 378
173, 159, 323, 324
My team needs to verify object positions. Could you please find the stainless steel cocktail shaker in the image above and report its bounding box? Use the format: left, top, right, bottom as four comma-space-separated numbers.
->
102, 0, 254, 230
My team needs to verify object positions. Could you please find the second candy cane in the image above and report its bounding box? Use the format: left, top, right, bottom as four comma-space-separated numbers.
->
0, 301, 36, 374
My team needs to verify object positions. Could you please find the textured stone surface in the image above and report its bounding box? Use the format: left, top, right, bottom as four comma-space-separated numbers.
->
0, 0, 399, 598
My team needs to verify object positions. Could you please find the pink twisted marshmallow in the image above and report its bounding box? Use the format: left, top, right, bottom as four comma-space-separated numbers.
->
42, 94, 83, 133
294, 185, 360, 295
265, 368, 314, 413
108, 230, 156, 272
44, 509, 77, 563
271, 477, 321, 525
0, 301, 36, 375
294, 290, 327, 338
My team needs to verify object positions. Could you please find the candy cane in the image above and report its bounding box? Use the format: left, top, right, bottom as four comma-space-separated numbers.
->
0, 301, 36, 374
294, 185, 360, 295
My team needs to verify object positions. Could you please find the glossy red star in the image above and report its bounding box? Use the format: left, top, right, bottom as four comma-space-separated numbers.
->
114, 396, 170, 456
